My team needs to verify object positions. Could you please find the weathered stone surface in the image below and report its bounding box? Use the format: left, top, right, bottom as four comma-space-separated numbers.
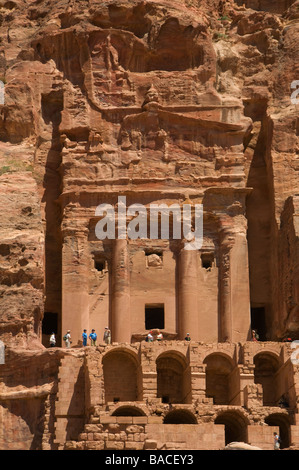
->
224, 441, 262, 450
0, 169, 44, 349
0, 0, 297, 345
0, 0, 298, 451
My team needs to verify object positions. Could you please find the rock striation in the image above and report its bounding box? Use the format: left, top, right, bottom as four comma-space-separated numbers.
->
0, 0, 298, 450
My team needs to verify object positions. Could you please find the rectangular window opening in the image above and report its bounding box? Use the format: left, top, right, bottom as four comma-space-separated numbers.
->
42, 312, 58, 335
250, 306, 267, 341
94, 255, 106, 272
201, 252, 214, 270
145, 249, 163, 267
145, 304, 165, 330
145, 249, 163, 257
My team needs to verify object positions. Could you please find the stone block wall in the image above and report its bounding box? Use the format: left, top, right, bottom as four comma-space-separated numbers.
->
54, 353, 85, 445
65, 418, 225, 451
52, 340, 299, 450
2, 341, 299, 450
247, 425, 279, 450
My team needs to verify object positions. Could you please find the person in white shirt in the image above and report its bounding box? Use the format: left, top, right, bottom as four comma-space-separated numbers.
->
64, 330, 71, 348
103, 327, 111, 344
49, 333, 56, 347
156, 330, 163, 341
146, 331, 153, 342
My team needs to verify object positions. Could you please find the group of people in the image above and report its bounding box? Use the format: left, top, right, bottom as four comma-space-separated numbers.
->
81, 327, 112, 347
145, 330, 163, 342
251, 329, 295, 343
81, 329, 97, 347
50, 328, 191, 347
145, 331, 191, 342
49, 327, 112, 348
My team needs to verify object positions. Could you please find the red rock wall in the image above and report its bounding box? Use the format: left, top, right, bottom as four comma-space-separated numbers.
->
0, 0, 298, 450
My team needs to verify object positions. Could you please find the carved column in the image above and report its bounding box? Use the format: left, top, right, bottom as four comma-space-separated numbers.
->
219, 226, 234, 342
178, 244, 199, 340
61, 225, 90, 347
111, 238, 131, 343
219, 216, 251, 343
230, 227, 251, 342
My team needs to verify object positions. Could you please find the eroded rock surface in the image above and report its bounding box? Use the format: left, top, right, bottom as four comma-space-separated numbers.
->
0, 0, 298, 450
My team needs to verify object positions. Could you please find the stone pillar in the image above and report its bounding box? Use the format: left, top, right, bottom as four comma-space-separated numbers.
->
190, 365, 207, 404
178, 245, 199, 340
61, 226, 90, 347
219, 218, 251, 343
243, 382, 263, 409
111, 238, 131, 343
142, 372, 158, 401
219, 227, 234, 342
230, 228, 251, 342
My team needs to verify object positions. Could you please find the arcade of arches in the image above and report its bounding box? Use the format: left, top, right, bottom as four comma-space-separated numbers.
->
52, 340, 299, 450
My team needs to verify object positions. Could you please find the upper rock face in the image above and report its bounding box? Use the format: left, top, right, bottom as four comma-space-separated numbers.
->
0, 162, 44, 349
0, 0, 298, 346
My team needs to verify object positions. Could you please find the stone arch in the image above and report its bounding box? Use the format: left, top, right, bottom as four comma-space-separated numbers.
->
163, 409, 197, 424
265, 413, 291, 449
215, 410, 249, 445
102, 348, 142, 403
156, 349, 188, 367
253, 351, 282, 406
102, 345, 140, 364
204, 353, 236, 405
112, 405, 146, 417
156, 350, 191, 404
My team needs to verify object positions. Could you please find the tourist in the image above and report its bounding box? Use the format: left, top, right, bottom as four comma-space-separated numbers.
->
89, 329, 97, 346
82, 329, 87, 347
251, 329, 259, 342
156, 330, 163, 341
146, 331, 154, 342
49, 332, 56, 348
103, 327, 111, 345
185, 333, 191, 341
274, 432, 281, 450
63, 330, 71, 348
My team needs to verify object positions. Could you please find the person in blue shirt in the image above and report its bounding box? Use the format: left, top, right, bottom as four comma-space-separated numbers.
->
89, 329, 97, 346
82, 329, 87, 347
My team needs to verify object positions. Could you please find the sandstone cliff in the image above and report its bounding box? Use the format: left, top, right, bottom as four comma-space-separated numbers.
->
0, 0, 297, 347
0, 0, 298, 452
